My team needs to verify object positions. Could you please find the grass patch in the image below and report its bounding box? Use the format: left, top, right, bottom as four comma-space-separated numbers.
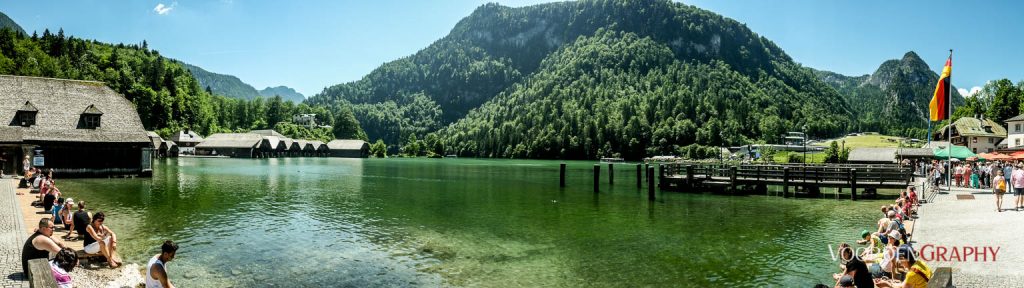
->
815, 134, 908, 149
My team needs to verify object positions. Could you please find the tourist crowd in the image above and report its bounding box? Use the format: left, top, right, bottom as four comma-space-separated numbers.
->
824, 183, 930, 288
927, 160, 1024, 212
18, 166, 177, 288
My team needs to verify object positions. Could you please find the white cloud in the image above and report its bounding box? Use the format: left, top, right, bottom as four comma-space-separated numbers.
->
958, 86, 982, 97
154, 2, 176, 15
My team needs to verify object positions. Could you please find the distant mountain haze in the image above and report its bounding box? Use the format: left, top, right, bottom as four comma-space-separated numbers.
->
259, 86, 305, 103
184, 63, 302, 102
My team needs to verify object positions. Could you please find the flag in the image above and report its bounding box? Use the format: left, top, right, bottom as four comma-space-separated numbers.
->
929, 53, 952, 121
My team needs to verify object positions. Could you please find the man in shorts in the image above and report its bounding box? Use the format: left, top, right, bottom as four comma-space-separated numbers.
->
1011, 164, 1024, 211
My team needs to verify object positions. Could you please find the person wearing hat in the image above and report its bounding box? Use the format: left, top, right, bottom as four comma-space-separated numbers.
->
837, 274, 855, 287
874, 245, 931, 288
858, 230, 884, 260
59, 198, 74, 232
1014, 163, 1024, 210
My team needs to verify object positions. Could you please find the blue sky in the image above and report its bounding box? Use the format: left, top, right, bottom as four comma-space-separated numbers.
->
1, 0, 1020, 97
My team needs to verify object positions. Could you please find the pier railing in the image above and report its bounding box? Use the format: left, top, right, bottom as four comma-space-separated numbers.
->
659, 163, 913, 199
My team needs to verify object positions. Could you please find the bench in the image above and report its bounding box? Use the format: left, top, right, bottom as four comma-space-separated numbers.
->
927, 267, 953, 288
27, 258, 58, 288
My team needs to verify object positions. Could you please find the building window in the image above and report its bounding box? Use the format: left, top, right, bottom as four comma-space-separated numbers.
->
989, 138, 994, 144
972, 137, 977, 143
973, 148, 977, 153
1018, 139, 1022, 146
12, 111, 36, 127
1017, 124, 1021, 132
80, 115, 101, 129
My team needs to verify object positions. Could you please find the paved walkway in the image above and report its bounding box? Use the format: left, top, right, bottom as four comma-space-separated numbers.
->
0, 179, 27, 288
913, 184, 1024, 287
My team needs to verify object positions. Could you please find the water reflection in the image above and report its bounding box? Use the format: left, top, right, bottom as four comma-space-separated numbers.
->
57, 158, 889, 287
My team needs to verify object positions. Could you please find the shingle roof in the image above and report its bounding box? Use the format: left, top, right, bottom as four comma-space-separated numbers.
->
295, 140, 312, 151
249, 129, 285, 137
310, 140, 328, 151
1006, 114, 1024, 122
261, 136, 286, 151
326, 139, 368, 151
195, 133, 265, 149
896, 148, 933, 158
848, 148, 897, 163
0, 75, 149, 143
170, 130, 203, 143
18, 101, 37, 112
146, 131, 166, 149
939, 117, 1007, 138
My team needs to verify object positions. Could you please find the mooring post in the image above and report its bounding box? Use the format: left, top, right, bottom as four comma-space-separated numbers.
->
657, 164, 663, 188
608, 163, 614, 185
593, 164, 600, 193
686, 165, 694, 189
783, 167, 790, 198
850, 168, 858, 201
636, 164, 642, 188
560, 163, 566, 187
644, 163, 650, 184
647, 166, 655, 200
730, 166, 738, 193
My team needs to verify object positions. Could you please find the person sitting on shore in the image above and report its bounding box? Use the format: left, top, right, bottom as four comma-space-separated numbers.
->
21, 218, 64, 278
84, 212, 122, 268
50, 248, 78, 288
59, 198, 74, 232
832, 243, 875, 288
147, 240, 179, 288
874, 245, 931, 288
69, 201, 89, 240
858, 230, 885, 260
870, 230, 901, 280
51, 197, 66, 228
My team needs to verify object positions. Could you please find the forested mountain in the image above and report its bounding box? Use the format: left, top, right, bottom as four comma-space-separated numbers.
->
259, 85, 304, 102
183, 63, 261, 100
813, 51, 964, 138
308, 0, 854, 159
0, 27, 364, 141
0, 12, 25, 35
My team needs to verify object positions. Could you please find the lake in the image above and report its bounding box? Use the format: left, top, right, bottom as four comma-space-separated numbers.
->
58, 157, 886, 287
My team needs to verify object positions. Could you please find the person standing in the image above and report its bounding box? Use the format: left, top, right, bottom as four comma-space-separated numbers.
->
994, 170, 1008, 212
147, 240, 178, 288
1012, 164, 1024, 211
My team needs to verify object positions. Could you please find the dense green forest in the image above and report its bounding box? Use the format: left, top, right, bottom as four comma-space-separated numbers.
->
308, 0, 854, 159
813, 51, 964, 139
183, 63, 261, 100
951, 79, 1024, 127
0, 27, 364, 141
259, 86, 305, 103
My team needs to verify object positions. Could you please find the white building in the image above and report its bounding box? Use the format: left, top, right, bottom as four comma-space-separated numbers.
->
1005, 114, 1024, 149
293, 113, 317, 128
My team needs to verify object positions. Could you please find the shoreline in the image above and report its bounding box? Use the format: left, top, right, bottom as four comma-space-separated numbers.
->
12, 179, 144, 287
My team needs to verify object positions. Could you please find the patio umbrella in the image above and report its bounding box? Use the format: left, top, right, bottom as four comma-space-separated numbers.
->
988, 152, 1013, 161
1011, 151, 1024, 160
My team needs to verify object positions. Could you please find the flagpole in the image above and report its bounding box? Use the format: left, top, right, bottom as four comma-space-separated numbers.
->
947, 49, 953, 193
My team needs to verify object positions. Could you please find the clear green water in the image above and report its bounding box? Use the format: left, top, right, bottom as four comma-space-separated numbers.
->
58, 158, 887, 287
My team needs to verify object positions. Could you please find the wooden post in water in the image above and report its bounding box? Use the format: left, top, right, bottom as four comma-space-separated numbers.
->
730, 166, 738, 193
850, 168, 858, 201
559, 163, 566, 187
647, 166, 655, 200
593, 164, 600, 193
644, 163, 650, 184
686, 165, 694, 189
608, 163, 614, 185
783, 167, 790, 198
636, 164, 642, 188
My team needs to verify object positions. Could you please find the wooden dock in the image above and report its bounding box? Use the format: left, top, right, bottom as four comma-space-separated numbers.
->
658, 163, 913, 200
